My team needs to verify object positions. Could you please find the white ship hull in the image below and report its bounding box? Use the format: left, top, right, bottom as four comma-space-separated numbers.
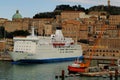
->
9, 44, 83, 63
10, 52, 82, 63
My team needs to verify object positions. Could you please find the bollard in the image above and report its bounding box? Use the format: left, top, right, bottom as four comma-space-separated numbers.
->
61, 70, 65, 80
115, 69, 118, 80
109, 73, 113, 80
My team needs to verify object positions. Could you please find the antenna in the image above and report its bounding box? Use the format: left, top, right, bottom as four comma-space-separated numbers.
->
108, 0, 110, 7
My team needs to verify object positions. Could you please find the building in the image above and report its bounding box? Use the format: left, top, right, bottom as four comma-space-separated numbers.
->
84, 46, 120, 59
1, 10, 54, 36
0, 10, 120, 53
106, 25, 118, 38
100, 38, 120, 49
61, 11, 81, 21
62, 19, 88, 41
12, 10, 22, 20
0, 40, 6, 52
89, 11, 107, 20
3, 10, 29, 32
0, 18, 8, 25
109, 15, 120, 26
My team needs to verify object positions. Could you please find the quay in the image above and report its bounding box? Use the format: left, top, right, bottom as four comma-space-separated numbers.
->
55, 69, 120, 80
84, 56, 119, 60
79, 70, 118, 77
0, 54, 12, 61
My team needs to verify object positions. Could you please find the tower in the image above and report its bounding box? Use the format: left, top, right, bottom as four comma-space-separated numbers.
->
108, 0, 110, 7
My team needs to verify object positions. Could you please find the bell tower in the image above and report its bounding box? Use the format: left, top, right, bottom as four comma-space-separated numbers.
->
108, 0, 110, 7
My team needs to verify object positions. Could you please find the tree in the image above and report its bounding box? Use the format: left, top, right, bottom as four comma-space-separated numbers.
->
33, 4, 86, 18
88, 5, 120, 15
4, 30, 30, 39
0, 26, 5, 38
12, 30, 30, 37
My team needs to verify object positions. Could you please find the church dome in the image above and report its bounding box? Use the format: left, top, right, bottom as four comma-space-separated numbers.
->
12, 10, 22, 19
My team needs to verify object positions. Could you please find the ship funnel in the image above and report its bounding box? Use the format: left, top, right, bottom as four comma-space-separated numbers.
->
27, 26, 38, 38
55, 27, 64, 41
31, 27, 35, 36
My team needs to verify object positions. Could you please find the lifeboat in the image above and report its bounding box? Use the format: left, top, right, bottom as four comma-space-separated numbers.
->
53, 42, 74, 47
53, 43, 65, 46
68, 66, 86, 74
68, 61, 86, 74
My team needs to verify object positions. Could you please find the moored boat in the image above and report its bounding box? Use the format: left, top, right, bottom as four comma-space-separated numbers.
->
9, 26, 83, 63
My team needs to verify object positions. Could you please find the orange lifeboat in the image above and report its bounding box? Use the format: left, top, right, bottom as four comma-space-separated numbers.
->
68, 65, 86, 74
68, 60, 90, 74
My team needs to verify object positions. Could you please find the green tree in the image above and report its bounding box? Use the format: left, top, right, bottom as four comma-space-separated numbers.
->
33, 4, 86, 18
12, 30, 30, 37
88, 5, 120, 15
5, 30, 30, 38
0, 26, 5, 38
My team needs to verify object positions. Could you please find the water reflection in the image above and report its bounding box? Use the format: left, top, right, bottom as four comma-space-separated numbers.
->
0, 61, 13, 80
0, 61, 119, 80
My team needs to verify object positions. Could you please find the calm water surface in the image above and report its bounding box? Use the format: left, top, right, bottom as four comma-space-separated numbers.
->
0, 61, 119, 80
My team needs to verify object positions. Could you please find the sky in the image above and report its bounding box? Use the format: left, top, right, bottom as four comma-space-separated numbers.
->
0, 0, 119, 20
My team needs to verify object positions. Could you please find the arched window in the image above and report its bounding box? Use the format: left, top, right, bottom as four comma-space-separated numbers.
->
113, 54, 115, 57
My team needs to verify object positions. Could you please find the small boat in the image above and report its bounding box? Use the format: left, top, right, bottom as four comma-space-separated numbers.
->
68, 65, 86, 74
68, 59, 88, 74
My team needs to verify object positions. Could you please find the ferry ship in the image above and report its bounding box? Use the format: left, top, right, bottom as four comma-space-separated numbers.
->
9, 26, 83, 63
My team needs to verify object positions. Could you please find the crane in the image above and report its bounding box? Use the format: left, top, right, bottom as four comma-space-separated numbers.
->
68, 21, 109, 73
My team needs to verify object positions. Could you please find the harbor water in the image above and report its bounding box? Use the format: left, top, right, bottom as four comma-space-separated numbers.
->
0, 61, 119, 80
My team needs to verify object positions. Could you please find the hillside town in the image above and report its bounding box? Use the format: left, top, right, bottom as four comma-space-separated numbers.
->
0, 0, 120, 61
